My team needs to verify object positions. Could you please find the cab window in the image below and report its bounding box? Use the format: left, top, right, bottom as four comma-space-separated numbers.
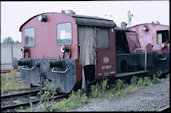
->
156, 30, 169, 44
96, 27, 109, 49
24, 28, 35, 47
57, 23, 72, 45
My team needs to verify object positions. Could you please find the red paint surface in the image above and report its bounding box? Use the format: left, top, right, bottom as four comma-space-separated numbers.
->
20, 13, 78, 59
129, 23, 170, 52
95, 28, 116, 80
20, 12, 117, 83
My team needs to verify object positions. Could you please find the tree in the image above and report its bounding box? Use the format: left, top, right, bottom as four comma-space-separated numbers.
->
3, 37, 14, 44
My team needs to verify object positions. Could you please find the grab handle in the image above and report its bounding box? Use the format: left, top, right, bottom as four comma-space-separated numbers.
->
51, 67, 68, 73
158, 57, 167, 61
21, 66, 35, 70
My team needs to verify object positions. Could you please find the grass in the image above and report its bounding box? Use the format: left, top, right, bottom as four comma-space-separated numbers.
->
17, 71, 169, 112
52, 90, 88, 111
1, 69, 29, 93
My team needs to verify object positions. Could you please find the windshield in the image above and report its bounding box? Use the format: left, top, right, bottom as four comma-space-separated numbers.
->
24, 28, 35, 47
57, 23, 72, 45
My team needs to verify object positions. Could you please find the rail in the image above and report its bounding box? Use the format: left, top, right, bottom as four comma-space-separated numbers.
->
1, 89, 67, 112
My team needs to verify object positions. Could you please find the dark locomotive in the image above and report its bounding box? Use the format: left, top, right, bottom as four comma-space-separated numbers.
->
13, 10, 170, 94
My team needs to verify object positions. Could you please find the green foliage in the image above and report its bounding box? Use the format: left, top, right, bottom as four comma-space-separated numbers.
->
1, 70, 29, 93
143, 77, 152, 86
102, 79, 108, 92
137, 76, 152, 87
90, 83, 101, 98
137, 77, 144, 87
3, 37, 14, 43
41, 102, 56, 112
166, 73, 170, 80
17, 102, 34, 112
114, 79, 126, 91
130, 76, 137, 86
156, 71, 162, 78
53, 90, 88, 111
38, 79, 57, 103
152, 74, 160, 84
90, 79, 108, 98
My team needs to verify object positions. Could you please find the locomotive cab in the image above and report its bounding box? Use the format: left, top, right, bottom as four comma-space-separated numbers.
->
114, 23, 170, 78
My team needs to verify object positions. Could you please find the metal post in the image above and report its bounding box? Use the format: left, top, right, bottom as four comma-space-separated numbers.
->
81, 67, 86, 91
144, 49, 147, 71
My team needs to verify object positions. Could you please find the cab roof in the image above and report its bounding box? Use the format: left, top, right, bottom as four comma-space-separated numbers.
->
19, 12, 116, 31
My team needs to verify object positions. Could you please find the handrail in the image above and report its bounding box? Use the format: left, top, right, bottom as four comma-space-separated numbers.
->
21, 66, 35, 71
51, 67, 68, 73
134, 48, 147, 71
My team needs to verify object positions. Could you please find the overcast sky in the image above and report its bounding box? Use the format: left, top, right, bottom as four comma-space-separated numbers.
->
1, 1, 169, 42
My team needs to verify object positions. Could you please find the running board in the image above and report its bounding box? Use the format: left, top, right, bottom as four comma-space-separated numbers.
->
115, 70, 149, 78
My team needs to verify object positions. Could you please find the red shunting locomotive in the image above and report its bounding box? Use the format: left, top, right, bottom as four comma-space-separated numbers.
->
13, 10, 170, 93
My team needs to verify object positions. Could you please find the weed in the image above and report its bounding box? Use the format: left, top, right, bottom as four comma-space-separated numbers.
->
152, 74, 160, 84
137, 77, 144, 87
139, 99, 146, 102
143, 77, 152, 86
38, 79, 57, 103
166, 73, 170, 80
90, 83, 101, 98
17, 102, 34, 112
90, 79, 109, 98
130, 76, 137, 86
156, 71, 162, 78
101, 79, 108, 92
1, 70, 29, 93
53, 90, 88, 111
114, 79, 126, 91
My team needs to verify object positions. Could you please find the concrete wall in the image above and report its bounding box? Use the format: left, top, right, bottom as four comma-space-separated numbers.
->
1, 43, 22, 70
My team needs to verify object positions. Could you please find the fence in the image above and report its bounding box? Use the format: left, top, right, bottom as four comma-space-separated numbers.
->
1, 43, 22, 71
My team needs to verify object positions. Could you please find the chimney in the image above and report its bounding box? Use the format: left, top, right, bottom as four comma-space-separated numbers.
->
61, 10, 75, 15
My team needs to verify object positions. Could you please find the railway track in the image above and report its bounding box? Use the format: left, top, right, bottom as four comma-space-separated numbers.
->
1, 88, 67, 111
1, 70, 11, 74
1, 69, 20, 74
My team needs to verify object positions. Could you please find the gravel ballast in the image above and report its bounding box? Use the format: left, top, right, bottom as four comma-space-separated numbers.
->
69, 78, 170, 111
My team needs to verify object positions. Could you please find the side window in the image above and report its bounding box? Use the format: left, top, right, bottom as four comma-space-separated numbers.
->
156, 30, 169, 44
24, 28, 35, 47
57, 23, 72, 45
96, 27, 109, 49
